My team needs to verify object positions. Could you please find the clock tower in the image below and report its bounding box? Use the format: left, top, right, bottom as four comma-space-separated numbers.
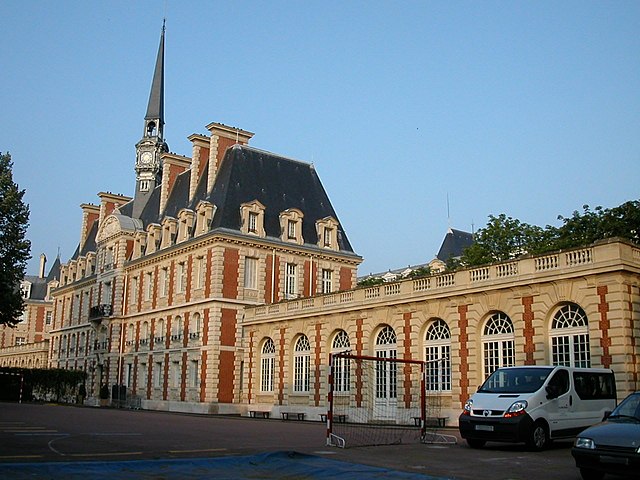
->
133, 21, 168, 219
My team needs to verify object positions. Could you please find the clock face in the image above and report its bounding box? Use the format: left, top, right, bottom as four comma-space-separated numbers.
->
140, 152, 153, 165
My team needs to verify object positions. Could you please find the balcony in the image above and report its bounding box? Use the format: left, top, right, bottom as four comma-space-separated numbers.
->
89, 304, 112, 320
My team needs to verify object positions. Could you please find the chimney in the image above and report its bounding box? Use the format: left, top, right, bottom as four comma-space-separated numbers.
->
187, 134, 210, 202
79, 203, 100, 251
39, 253, 47, 279
158, 153, 191, 215
205, 122, 253, 192
98, 192, 132, 228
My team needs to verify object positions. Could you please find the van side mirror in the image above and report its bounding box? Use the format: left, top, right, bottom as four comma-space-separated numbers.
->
546, 385, 558, 400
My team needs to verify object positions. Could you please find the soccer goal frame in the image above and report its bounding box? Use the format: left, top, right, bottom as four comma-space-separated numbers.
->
326, 352, 427, 448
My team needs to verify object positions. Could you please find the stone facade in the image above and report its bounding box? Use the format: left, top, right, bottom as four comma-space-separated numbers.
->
242, 239, 640, 423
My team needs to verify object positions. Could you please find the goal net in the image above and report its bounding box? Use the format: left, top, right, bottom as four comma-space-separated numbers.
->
326, 352, 426, 448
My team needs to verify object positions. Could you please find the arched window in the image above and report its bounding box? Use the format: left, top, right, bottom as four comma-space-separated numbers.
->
550, 304, 591, 367
482, 312, 515, 378
375, 326, 397, 401
293, 335, 311, 393
155, 318, 165, 345
425, 319, 451, 391
190, 313, 201, 339
260, 338, 276, 392
173, 316, 183, 341
331, 330, 351, 393
141, 321, 149, 343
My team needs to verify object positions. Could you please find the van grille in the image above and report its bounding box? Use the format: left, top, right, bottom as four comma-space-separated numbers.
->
472, 409, 504, 417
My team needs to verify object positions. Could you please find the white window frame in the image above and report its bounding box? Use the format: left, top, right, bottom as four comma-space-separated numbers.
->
293, 335, 311, 393
285, 263, 297, 299
260, 338, 276, 392
244, 257, 258, 290
482, 312, 515, 379
550, 304, 591, 368
425, 319, 451, 392
331, 330, 350, 393
321, 269, 333, 294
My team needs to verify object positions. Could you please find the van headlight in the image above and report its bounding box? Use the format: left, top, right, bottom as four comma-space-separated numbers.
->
504, 400, 528, 418
462, 399, 473, 415
575, 437, 595, 449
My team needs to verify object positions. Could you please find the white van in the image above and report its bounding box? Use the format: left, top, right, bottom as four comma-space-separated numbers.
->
458, 366, 616, 450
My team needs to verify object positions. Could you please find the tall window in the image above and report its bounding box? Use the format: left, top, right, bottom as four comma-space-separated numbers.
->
172, 361, 181, 388
160, 267, 169, 297
190, 360, 199, 388
323, 227, 332, 247
177, 262, 187, 294
172, 316, 183, 340
141, 321, 149, 345
154, 361, 162, 388
482, 312, 515, 379
293, 335, 311, 393
287, 220, 296, 239
322, 269, 333, 294
331, 330, 350, 393
285, 263, 297, 299
248, 212, 258, 233
551, 304, 591, 368
195, 256, 205, 290
144, 272, 153, 301
260, 338, 276, 392
190, 313, 201, 339
375, 326, 397, 400
244, 257, 258, 290
425, 319, 451, 391
155, 319, 165, 344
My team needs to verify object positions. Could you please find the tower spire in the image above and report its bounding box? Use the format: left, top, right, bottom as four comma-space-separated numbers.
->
144, 19, 165, 139
133, 22, 169, 219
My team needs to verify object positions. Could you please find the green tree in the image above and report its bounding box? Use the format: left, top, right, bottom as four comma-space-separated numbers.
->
461, 200, 640, 268
460, 214, 548, 266
0, 152, 31, 326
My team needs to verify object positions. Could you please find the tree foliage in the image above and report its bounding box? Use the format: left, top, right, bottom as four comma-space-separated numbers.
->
0, 367, 86, 403
0, 152, 31, 327
460, 200, 640, 268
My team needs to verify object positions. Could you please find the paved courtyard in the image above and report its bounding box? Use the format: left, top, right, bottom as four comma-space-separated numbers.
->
0, 403, 593, 479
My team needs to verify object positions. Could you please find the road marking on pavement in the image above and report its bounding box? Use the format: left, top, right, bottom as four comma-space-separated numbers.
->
168, 448, 228, 454
69, 452, 143, 457
0, 455, 44, 460
15, 432, 66, 436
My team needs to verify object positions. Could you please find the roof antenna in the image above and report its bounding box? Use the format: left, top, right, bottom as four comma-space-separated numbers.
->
446, 193, 452, 233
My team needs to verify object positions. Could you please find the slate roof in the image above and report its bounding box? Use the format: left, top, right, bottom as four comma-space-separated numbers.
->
133, 144, 356, 253
436, 228, 474, 261
23, 257, 60, 301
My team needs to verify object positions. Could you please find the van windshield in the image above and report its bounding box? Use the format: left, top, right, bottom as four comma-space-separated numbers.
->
479, 367, 554, 394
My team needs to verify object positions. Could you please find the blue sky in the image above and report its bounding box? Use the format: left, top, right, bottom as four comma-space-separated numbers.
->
1, 1, 638, 277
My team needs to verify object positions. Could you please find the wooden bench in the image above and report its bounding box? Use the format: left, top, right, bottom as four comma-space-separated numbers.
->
248, 410, 270, 419
319, 413, 347, 423
280, 412, 305, 421
413, 416, 448, 427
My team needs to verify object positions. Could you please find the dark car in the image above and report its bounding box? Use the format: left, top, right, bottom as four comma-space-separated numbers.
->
571, 391, 640, 480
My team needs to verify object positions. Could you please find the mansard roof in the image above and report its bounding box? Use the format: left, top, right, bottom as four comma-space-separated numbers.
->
436, 227, 474, 261
134, 144, 355, 253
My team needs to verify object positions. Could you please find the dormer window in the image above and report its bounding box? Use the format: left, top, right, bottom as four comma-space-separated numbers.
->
316, 216, 339, 250
240, 200, 265, 237
279, 208, 304, 244
195, 201, 216, 237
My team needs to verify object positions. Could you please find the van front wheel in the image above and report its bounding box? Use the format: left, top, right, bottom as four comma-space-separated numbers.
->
526, 422, 548, 451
